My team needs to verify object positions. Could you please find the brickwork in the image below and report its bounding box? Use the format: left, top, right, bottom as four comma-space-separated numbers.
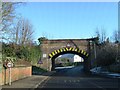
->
39, 38, 97, 71
0, 66, 32, 85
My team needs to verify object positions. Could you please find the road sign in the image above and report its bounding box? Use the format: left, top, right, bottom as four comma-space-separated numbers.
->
43, 54, 47, 58
38, 59, 43, 64
7, 62, 13, 68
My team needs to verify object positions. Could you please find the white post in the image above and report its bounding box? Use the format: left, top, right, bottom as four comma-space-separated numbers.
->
9, 67, 11, 85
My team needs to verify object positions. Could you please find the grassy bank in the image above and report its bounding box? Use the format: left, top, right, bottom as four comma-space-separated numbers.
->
32, 66, 47, 75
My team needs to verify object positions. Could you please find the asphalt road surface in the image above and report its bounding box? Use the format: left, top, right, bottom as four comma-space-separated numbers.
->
36, 66, 120, 90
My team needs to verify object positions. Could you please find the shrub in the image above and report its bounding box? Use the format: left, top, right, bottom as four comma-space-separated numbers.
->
96, 43, 117, 66
109, 63, 120, 73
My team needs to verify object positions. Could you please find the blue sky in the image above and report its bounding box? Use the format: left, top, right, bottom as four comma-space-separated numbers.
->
15, 2, 118, 41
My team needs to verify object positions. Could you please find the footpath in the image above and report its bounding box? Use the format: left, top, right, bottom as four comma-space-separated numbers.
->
97, 72, 120, 79
90, 67, 120, 79
1, 71, 56, 89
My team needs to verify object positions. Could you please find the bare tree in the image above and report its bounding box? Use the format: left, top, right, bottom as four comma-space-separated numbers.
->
95, 28, 100, 38
95, 27, 107, 43
101, 28, 106, 43
113, 30, 120, 43
12, 18, 34, 46
96, 43, 117, 66
2, 3, 15, 31
1, 2, 23, 42
118, 30, 120, 42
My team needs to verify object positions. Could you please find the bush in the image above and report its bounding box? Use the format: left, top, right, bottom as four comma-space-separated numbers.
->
96, 43, 117, 66
62, 62, 74, 67
2, 43, 41, 65
16, 47, 29, 59
109, 63, 120, 73
32, 65, 47, 75
28, 45, 41, 64
2, 43, 15, 57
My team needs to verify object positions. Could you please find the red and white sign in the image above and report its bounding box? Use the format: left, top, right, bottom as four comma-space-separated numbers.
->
7, 62, 13, 68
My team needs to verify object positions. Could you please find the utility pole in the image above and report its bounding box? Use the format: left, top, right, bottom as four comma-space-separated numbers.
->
94, 41, 97, 61
94, 41, 97, 70
93, 37, 98, 68
116, 42, 119, 63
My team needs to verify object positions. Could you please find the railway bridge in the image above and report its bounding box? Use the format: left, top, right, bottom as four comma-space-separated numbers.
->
39, 37, 98, 72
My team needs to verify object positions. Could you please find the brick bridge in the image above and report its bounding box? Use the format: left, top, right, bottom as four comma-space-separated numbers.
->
39, 37, 98, 72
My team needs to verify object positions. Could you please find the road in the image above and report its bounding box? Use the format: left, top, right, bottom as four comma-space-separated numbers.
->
36, 66, 120, 90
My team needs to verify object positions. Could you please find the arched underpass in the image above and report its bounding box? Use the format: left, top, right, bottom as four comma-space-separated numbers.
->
49, 47, 89, 71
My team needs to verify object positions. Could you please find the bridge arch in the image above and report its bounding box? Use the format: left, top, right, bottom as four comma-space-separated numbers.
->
48, 47, 89, 70
49, 47, 89, 59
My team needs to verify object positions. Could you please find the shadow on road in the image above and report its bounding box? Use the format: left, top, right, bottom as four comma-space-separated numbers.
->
36, 66, 120, 89
50, 66, 92, 78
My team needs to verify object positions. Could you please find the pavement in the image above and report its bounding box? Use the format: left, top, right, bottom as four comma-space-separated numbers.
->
90, 67, 120, 79
97, 72, 120, 79
1, 71, 56, 89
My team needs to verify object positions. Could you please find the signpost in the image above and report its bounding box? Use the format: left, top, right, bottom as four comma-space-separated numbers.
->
7, 61, 13, 85
43, 54, 47, 58
7, 62, 13, 68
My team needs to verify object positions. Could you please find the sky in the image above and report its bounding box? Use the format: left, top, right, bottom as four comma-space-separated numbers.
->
15, 2, 118, 41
